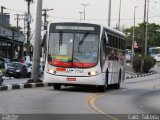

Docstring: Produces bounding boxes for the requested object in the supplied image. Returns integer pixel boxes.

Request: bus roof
[149,47,160,49]
[49,21,126,38]
[102,26,126,38]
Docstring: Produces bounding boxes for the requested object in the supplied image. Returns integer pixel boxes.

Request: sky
[0,0,160,32]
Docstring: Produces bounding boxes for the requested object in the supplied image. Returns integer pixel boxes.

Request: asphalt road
[0,67,160,120]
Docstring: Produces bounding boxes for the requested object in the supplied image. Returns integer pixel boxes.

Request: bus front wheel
[97,85,106,92]
[53,84,61,90]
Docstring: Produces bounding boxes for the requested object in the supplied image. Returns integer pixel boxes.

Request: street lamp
[132,6,138,63]
[81,3,89,20]
[78,11,84,20]
[108,0,111,26]
[118,0,121,30]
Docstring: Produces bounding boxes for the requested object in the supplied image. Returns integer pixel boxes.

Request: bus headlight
[88,71,98,76]
[48,69,54,74]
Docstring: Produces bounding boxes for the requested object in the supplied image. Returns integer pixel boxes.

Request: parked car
[0,58,5,68]
[0,58,12,69]
[126,53,132,63]
[154,54,160,62]
[25,62,44,78]
[6,62,28,78]
[2,57,11,63]
[0,70,3,85]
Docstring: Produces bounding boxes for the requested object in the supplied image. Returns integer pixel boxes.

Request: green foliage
[0,68,6,75]
[123,23,160,49]
[132,55,156,73]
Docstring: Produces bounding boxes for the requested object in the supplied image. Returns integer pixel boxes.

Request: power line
[130,0,144,6]
[134,0,160,16]
[48,15,160,22]
[130,0,160,17]
[5,8,25,13]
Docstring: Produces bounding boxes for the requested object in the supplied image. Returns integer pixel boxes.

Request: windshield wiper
[79,32,89,45]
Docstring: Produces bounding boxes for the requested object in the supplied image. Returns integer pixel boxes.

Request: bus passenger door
[100,32,109,85]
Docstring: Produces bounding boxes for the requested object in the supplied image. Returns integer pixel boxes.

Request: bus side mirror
[104,32,109,46]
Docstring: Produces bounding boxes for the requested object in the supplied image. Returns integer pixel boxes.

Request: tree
[123,23,160,50]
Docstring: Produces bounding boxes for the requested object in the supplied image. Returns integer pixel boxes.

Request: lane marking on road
[86,82,160,120]
[86,89,128,120]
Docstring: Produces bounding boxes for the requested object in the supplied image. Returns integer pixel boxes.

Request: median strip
[125,71,156,79]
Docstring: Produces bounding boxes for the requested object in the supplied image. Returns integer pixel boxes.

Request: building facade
[0,27,25,59]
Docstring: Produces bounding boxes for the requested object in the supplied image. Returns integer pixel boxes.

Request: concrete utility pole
[31,0,43,82]
[118,0,122,30]
[1,6,6,26]
[132,6,138,64]
[42,8,53,30]
[24,0,34,56]
[145,0,149,55]
[140,0,147,73]
[14,14,20,29]
[108,0,111,26]
[15,14,26,38]
[81,3,89,20]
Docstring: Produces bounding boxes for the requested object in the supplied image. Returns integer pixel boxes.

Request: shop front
[0,27,25,60]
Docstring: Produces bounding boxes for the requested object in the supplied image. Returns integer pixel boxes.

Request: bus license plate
[67,78,76,81]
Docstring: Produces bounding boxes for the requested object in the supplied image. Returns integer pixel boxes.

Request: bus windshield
[48,32,99,68]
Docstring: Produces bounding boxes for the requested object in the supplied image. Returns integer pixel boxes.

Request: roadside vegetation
[123,23,160,73]
[123,23,160,49]
[132,55,156,73]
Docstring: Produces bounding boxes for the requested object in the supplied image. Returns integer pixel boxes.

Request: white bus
[43,22,126,92]
[148,47,160,62]
[148,47,160,57]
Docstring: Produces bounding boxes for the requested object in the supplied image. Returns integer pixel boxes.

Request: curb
[0,83,54,91]
[2,76,14,80]
[125,71,156,79]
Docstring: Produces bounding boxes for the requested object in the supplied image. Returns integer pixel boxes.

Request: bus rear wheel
[114,71,121,89]
[53,84,61,90]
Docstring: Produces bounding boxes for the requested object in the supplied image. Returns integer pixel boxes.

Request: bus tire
[53,84,61,90]
[97,85,106,92]
[114,71,121,89]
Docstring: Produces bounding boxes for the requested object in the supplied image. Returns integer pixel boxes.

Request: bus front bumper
[43,73,104,86]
